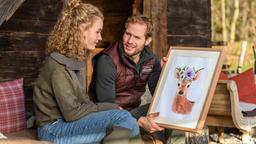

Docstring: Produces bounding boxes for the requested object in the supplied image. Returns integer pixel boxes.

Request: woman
[33,0,140,143]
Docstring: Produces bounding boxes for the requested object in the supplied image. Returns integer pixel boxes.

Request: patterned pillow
[0,78,26,133]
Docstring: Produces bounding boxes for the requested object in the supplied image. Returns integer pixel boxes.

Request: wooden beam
[133,0,143,15]
[0,0,25,26]
[143,0,168,58]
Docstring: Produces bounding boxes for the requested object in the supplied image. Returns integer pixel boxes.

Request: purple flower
[185,67,195,81]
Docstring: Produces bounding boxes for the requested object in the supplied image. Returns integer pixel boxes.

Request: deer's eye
[178,83,180,86]
[187,84,190,88]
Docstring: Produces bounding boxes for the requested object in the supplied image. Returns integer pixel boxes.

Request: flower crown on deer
[176,66,204,82]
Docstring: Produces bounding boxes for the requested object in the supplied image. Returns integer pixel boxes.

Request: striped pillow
[0,78,26,133]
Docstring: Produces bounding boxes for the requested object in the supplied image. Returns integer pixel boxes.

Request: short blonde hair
[47,0,103,61]
[124,15,153,38]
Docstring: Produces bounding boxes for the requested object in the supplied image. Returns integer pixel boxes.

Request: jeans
[37,110,139,144]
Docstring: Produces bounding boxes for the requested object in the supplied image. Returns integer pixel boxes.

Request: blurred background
[211,0,256,74]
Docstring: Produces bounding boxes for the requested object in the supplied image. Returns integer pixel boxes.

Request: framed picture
[148,46,225,132]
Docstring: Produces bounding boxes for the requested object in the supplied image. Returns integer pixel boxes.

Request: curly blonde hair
[47,0,103,61]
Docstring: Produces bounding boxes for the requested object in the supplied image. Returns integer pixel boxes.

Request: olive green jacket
[33,52,118,126]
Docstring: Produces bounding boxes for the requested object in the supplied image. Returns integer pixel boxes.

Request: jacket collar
[50,52,85,70]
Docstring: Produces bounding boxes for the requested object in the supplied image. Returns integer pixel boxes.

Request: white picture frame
[148,46,225,132]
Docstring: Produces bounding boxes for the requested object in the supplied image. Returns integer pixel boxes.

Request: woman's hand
[137,112,164,133]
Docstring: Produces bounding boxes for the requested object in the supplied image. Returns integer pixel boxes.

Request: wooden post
[132,0,143,15]
[0,0,25,26]
[143,0,168,58]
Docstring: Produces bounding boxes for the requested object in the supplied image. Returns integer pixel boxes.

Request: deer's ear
[175,68,180,79]
[193,68,204,80]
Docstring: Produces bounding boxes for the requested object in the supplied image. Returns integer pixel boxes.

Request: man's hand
[137,112,164,133]
[160,47,171,68]
[160,57,168,68]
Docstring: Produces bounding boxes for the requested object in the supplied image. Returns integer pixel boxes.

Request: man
[90,15,165,142]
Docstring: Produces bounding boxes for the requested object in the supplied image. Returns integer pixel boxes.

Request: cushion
[0,78,26,133]
[219,71,229,80]
[230,68,256,104]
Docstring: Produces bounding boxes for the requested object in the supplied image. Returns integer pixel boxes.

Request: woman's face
[79,16,103,51]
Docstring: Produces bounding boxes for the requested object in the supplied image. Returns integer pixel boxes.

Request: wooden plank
[0,0,61,32]
[0,18,57,33]
[143,0,168,58]
[5,0,25,21]
[0,0,25,26]
[168,35,210,47]
[101,15,130,45]
[133,0,143,14]
[208,108,231,116]
[211,94,230,104]
[167,0,211,47]
[87,0,134,14]
[6,0,61,21]
[0,32,48,50]
[167,0,210,20]
[208,81,232,116]
[206,116,235,128]
[167,20,210,35]
[0,51,45,86]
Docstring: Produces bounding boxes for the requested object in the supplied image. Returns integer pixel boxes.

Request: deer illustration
[172,66,204,114]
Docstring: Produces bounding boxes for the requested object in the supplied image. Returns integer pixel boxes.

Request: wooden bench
[2,129,51,144]
[6,48,255,144]
[206,80,256,143]
[1,48,104,143]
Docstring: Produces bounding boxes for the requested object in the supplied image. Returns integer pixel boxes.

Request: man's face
[122,22,152,62]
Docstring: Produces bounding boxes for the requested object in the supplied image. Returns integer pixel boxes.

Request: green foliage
[211,0,256,42]
[212,0,256,73]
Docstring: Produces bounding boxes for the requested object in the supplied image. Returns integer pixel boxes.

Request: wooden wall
[143,0,168,58]
[0,0,60,85]
[0,0,61,115]
[167,0,211,47]
[0,0,211,113]
[87,0,134,47]
[139,0,211,58]
[0,0,133,85]
[0,0,134,114]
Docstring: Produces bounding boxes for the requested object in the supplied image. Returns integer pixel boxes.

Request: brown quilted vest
[103,42,157,110]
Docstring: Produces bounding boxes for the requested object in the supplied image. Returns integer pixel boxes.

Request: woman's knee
[110,110,140,136]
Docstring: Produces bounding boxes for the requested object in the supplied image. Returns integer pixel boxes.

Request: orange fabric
[230,68,256,104]
[219,71,229,80]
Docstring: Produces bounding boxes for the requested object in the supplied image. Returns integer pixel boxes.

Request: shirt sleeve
[94,54,117,103]
[148,58,161,95]
[51,69,117,121]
